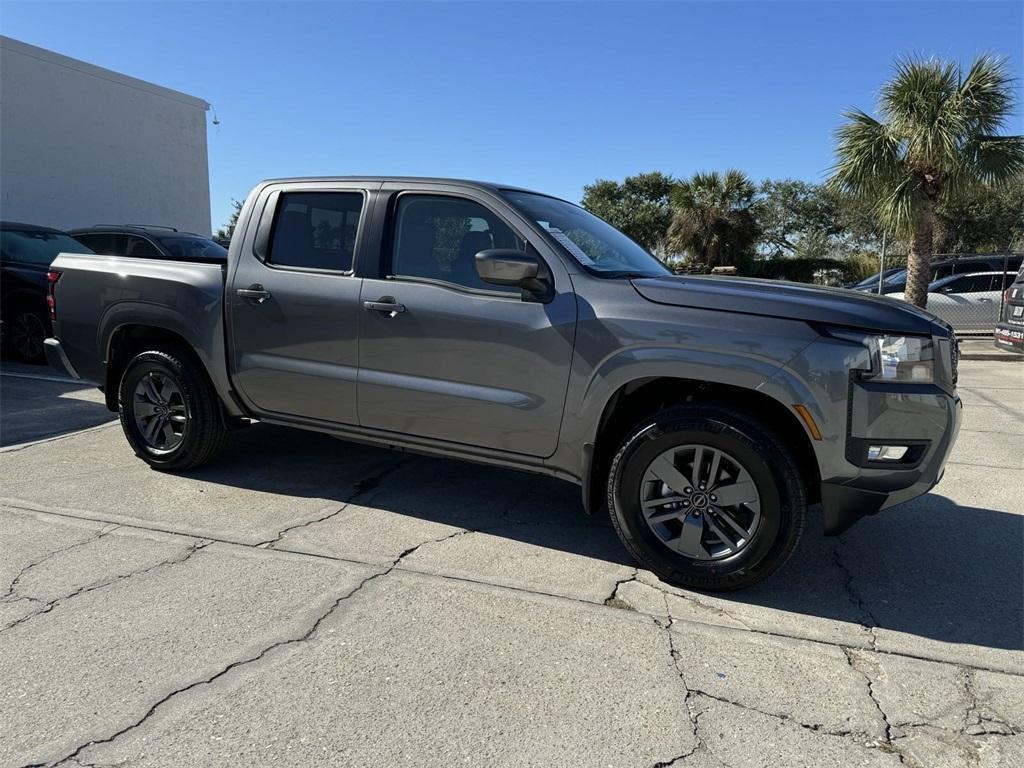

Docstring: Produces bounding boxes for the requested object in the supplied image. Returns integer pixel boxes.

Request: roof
[67,225,204,238]
[0,35,209,110]
[257,176,553,197]
[0,221,68,234]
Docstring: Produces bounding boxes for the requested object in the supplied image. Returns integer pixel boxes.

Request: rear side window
[72,233,116,254]
[124,236,161,258]
[390,195,525,292]
[268,192,363,271]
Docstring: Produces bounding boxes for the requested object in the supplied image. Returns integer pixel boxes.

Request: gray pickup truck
[45,177,962,590]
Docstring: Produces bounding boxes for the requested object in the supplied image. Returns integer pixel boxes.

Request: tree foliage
[667,170,760,269]
[829,55,1024,306]
[215,199,244,240]
[581,172,676,255]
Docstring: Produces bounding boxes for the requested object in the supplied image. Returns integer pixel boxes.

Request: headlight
[825,328,935,383]
[868,335,935,382]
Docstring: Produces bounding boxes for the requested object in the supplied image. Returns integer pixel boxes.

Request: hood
[631,275,942,336]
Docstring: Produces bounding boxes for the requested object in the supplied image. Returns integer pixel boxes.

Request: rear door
[227,181,377,425]
[356,184,577,457]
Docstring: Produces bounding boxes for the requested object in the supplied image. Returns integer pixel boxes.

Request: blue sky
[3,1,1022,232]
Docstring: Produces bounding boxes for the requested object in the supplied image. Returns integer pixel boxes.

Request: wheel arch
[582,376,821,514]
[103,323,232,418]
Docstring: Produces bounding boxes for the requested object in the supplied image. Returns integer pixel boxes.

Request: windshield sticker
[547,228,597,266]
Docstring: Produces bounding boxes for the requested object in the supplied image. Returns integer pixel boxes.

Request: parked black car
[852,254,1024,295]
[68,225,227,263]
[1,222,94,362]
[994,263,1024,353]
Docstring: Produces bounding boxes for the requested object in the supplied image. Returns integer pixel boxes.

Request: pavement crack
[1,525,117,603]
[831,540,879,649]
[255,457,415,548]
[25,525,471,768]
[1,539,210,635]
[843,647,920,766]
[603,568,639,610]
[26,564,388,768]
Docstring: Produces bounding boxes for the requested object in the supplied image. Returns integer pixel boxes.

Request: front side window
[503,191,669,278]
[942,275,994,294]
[391,195,525,292]
[268,192,363,271]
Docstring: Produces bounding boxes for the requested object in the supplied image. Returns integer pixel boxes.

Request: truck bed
[48,252,231,399]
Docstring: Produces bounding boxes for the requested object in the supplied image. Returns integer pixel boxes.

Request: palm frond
[955,55,1016,135]
[876,174,926,236]
[830,109,904,196]
[961,135,1024,184]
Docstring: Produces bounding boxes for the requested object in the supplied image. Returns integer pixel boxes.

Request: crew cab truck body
[45,177,962,590]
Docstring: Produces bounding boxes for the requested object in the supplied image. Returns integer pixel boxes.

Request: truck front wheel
[606,405,805,591]
[118,347,227,471]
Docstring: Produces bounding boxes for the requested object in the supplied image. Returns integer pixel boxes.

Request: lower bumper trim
[820,482,888,536]
[43,337,80,379]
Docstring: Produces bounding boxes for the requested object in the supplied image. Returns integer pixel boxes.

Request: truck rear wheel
[606,405,805,591]
[118,347,227,471]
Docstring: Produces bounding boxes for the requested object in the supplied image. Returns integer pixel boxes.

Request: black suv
[68,225,227,263]
[853,254,1024,295]
[1,222,94,362]
[995,263,1024,353]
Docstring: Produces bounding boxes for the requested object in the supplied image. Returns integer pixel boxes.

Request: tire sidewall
[609,413,800,589]
[119,352,195,466]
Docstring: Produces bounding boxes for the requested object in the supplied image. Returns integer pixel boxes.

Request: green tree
[936,176,1024,253]
[756,179,845,259]
[581,172,676,256]
[830,55,1024,307]
[667,170,760,269]
[215,199,244,240]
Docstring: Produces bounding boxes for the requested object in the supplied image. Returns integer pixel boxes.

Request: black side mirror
[475,249,547,294]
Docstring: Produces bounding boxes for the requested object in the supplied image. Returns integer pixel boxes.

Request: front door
[357,190,577,457]
[228,185,370,424]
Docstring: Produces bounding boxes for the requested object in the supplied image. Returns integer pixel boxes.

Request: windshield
[883,269,907,286]
[502,191,669,277]
[157,235,228,262]
[0,229,94,264]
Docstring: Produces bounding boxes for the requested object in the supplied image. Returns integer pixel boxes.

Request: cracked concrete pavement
[0,358,1021,767]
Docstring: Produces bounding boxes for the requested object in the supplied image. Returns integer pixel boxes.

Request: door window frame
[383,190,548,298]
[254,188,370,277]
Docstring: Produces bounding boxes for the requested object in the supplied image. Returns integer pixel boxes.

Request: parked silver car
[889,272,1018,332]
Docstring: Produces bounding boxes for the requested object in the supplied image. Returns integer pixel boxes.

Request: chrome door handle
[363,297,406,316]
[237,285,271,303]
[978,297,992,302]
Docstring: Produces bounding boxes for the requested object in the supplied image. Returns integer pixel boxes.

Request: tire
[118,346,228,471]
[606,404,805,591]
[6,307,48,363]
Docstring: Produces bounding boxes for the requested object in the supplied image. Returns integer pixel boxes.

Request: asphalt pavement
[0,355,1021,768]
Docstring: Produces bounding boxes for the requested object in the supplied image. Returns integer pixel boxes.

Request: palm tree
[667,170,759,269]
[831,55,1024,307]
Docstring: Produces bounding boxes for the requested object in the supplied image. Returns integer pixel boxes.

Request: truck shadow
[0,367,112,447]
[188,424,1022,653]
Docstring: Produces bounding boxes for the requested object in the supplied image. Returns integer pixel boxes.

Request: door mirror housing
[475,249,550,298]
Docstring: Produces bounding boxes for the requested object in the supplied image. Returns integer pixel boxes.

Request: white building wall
[0,36,211,234]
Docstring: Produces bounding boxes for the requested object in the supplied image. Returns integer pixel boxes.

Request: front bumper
[44,337,81,379]
[821,382,962,534]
